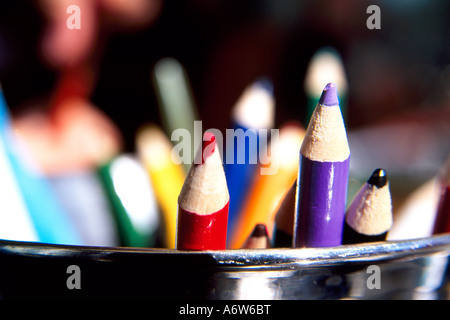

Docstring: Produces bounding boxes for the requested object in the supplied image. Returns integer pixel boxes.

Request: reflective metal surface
[0,234,449,299]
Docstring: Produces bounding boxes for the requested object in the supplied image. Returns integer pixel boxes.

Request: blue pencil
[0,88,82,245]
[0,122,37,242]
[224,78,275,245]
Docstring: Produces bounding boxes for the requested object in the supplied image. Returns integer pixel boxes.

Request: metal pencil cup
[0,234,449,299]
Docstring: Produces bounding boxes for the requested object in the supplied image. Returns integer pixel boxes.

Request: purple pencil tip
[318,83,339,106]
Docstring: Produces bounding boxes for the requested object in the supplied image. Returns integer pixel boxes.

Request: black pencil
[343,168,393,244]
[242,224,271,249]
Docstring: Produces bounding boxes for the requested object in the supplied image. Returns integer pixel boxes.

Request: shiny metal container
[1,234,449,299]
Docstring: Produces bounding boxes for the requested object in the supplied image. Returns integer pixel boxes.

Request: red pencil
[176,132,230,250]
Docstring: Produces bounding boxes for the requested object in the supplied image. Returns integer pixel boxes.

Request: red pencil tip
[201,131,216,164]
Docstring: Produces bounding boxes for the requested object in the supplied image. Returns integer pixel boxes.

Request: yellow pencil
[136,124,186,248]
[230,122,305,249]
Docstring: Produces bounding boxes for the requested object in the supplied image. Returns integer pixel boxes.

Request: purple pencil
[293,83,350,247]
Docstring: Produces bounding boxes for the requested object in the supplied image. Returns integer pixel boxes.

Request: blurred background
[0,0,449,246]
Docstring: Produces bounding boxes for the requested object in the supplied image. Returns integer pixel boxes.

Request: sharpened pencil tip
[368,168,388,188]
[251,224,269,238]
[318,82,339,106]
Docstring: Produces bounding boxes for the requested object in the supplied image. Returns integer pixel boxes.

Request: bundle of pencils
[171,82,398,250]
[1,58,445,253]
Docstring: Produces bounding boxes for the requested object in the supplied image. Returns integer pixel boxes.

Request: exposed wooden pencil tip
[368,168,388,188]
[318,82,339,106]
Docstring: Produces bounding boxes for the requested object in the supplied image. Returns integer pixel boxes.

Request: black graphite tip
[251,224,269,238]
[367,168,388,188]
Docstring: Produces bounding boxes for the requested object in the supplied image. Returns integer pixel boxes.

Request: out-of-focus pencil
[433,157,450,235]
[153,57,200,172]
[50,66,120,246]
[242,224,271,249]
[343,169,393,244]
[0,86,82,245]
[304,47,348,125]
[387,177,439,240]
[98,154,160,247]
[225,78,275,243]
[177,132,229,250]
[229,122,305,249]
[0,86,37,242]
[272,182,296,248]
[137,124,186,248]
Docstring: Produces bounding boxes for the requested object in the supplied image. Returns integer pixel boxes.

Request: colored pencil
[388,159,450,240]
[229,122,305,249]
[432,157,450,235]
[225,78,275,244]
[48,67,121,246]
[343,169,393,244]
[0,87,82,245]
[304,47,348,125]
[272,182,296,248]
[98,154,160,247]
[153,58,200,172]
[137,124,186,248]
[49,170,119,246]
[387,177,439,240]
[23,66,121,246]
[176,132,229,250]
[293,82,350,248]
[242,224,271,249]
[0,109,38,242]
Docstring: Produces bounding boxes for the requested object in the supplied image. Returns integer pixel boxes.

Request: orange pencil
[230,122,305,249]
